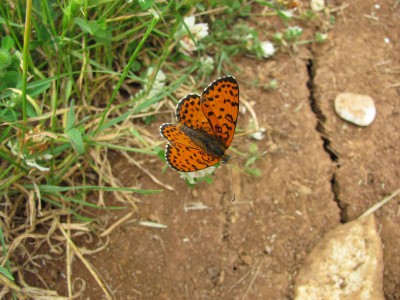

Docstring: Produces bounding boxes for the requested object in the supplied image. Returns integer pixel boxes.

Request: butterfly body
[160,76,239,172]
[177,123,227,159]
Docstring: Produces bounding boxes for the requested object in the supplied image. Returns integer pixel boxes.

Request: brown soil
[26,0,400,299]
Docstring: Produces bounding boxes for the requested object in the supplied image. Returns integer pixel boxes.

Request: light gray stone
[334,93,376,126]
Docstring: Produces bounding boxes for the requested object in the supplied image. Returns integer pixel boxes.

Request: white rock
[294,215,384,300]
[334,93,376,126]
[310,0,325,12]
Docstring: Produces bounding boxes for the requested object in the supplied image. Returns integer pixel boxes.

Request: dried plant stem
[119,151,174,191]
[241,258,264,300]
[359,187,400,218]
[66,214,72,299]
[57,221,112,300]
[100,211,134,237]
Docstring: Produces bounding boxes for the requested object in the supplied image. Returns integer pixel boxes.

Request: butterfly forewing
[201,76,239,148]
[175,94,214,135]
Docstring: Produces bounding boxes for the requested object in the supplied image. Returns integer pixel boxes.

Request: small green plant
[0,36,22,93]
[268,78,279,90]
[243,143,264,177]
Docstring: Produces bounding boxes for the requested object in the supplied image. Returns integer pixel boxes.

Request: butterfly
[160,76,239,172]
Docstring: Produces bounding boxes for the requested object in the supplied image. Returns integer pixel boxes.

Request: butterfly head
[221,153,231,164]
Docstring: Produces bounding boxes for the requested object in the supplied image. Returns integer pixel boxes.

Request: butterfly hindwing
[160,123,199,149]
[160,123,220,171]
[165,143,220,172]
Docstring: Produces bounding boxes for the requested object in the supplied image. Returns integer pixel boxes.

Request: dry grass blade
[241,258,264,300]
[57,221,112,300]
[183,202,210,212]
[4,233,47,263]
[228,268,252,293]
[66,214,72,299]
[119,151,174,191]
[88,148,138,206]
[138,221,167,229]
[0,273,70,299]
[100,211,134,237]
[240,97,260,132]
[359,187,400,219]
[0,273,21,294]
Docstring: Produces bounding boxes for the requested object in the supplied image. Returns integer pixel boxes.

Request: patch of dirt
[26,0,400,299]
[312,1,400,298]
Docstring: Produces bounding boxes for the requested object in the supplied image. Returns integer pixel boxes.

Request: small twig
[66,214,72,299]
[241,258,264,300]
[138,221,167,229]
[241,97,260,131]
[120,151,174,191]
[183,202,210,212]
[329,3,350,13]
[363,14,379,21]
[359,187,400,219]
[388,82,400,88]
[193,6,229,17]
[228,269,252,293]
[100,211,134,237]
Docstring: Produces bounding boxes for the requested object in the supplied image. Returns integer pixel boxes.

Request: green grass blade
[95,1,174,134]
[26,184,162,194]
[88,141,157,155]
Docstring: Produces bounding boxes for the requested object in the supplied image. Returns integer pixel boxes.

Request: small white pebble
[384,37,390,43]
[310,0,325,12]
[265,246,273,254]
[374,3,380,9]
[334,93,376,126]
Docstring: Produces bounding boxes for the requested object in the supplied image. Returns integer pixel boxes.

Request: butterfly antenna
[228,163,236,203]
[228,150,267,203]
[257,150,268,159]
[233,149,268,162]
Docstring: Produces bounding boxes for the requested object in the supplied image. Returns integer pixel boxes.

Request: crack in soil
[306,59,348,223]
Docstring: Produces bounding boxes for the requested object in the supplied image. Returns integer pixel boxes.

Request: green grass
[0,0,330,297]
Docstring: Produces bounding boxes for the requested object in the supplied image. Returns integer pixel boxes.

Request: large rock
[294,214,384,300]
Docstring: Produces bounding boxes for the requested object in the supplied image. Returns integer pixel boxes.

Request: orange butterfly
[160,76,239,172]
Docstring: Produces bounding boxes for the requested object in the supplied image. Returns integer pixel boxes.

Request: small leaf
[65,99,75,132]
[75,18,112,44]
[1,36,15,50]
[154,146,165,161]
[65,128,85,155]
[0,48,12,70]
[0,266,14,281]
[74,18,92,34]
[130,61,141,72]
[244,167,261,177]
[245,156,258,167]
[249,143,258,153]
[138,0,155,10]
